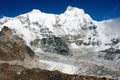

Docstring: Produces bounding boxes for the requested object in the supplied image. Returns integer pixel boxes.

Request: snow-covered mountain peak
[0,6,100,46]
[30,9,42,13]
[0,6,119,51]
[65,6,84,14]
[64,6,92,21]
[0,6,120,78]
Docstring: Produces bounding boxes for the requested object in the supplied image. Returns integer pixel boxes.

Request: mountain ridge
[0,6,120,78]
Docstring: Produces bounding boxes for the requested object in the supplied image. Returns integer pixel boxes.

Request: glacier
[0,6,120,78]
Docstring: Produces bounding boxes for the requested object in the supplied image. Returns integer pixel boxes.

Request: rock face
[0,63,114,80]
[41,36,69,55]
[0,26,34,61]
[98,48,120,60]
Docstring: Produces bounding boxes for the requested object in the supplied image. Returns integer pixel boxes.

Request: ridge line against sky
[0,0,120,21]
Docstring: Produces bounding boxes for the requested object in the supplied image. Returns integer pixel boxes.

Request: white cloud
[105,18,120,32]
[99,18,120,39]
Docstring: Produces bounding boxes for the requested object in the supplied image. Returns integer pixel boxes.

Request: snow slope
[39,60,77,74]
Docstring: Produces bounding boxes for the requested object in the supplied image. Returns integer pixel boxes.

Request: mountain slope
[0,26,35,61]
[0,6,120,78]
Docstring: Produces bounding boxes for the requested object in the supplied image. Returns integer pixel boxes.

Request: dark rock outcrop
[0,26,34,61]
[99,48,120,60]
[40,36,70,55]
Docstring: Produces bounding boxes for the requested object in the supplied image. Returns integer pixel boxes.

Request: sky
[0,0,120,21]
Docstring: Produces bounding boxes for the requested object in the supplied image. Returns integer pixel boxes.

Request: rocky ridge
[0,26,34,61]
[0,63,114,80]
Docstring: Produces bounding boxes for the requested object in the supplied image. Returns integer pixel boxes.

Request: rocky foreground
[0,63,114,80]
